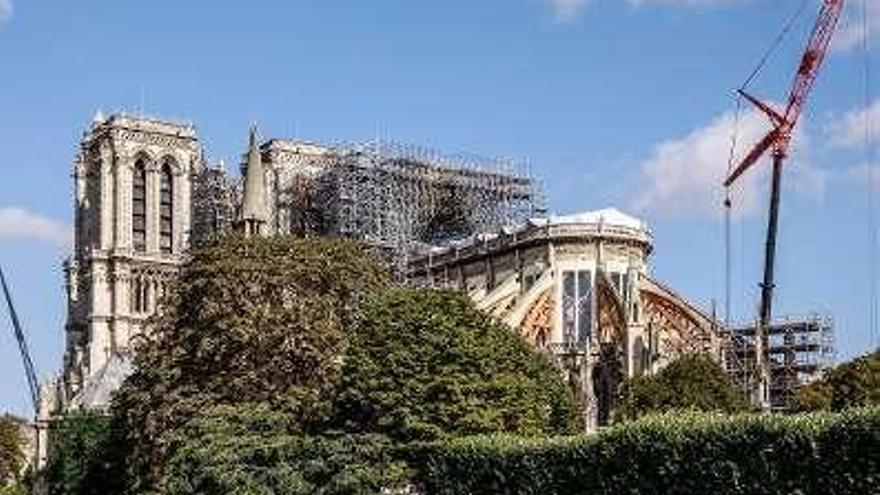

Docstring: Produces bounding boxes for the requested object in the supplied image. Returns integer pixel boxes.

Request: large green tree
[162,404,409,495]
[793,348,880,412]
[112,235,390,493]
[331,289,578,441]
[111,235,577,494]
[44,412,119,495]
[0,415,24,487]
[617,354,749,421]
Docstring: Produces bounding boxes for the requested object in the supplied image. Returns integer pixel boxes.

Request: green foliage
[45,412,121,495]
[332,289,578,442]
[794,348,880,412]
[157,288,577,494]
[111,236,578,493]
[0,485,27,495]
[422,407,880,495]
[163,404,409,495]
[0,416,24,485]
[617,353,749,421]
[112,235,389,493]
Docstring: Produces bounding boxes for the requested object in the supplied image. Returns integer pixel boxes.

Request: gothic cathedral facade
[63,115,199,401]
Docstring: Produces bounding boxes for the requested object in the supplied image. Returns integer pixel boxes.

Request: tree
[793,348,880,412]
[112,236,577,493]
[162,404,409,495]
[112,235,390,493]
[332,289,578,442]
[617,354,749,421]
[0,416,24,487]
[44,412,120,495]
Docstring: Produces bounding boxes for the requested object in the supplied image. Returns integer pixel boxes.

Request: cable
[725,0,811,327]
[724,96,744,327]
[740,0,813,91]
[863,0,878,349]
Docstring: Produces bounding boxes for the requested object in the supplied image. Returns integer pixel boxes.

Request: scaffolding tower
[188,138,543,278]
[724,314,835,410]
[316,141,541,271]
[191,161,238,245]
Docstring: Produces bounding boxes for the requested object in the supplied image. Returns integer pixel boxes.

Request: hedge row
[421,408,880,495]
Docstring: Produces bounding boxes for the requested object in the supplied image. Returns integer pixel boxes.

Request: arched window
[132,160,147,252]
[160,162,174,254]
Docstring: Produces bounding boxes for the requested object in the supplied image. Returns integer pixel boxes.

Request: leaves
[111,235,389,493]
[44,412,121,495]
[793,348,880,412]
[97,237,578,494]
[162,405,410,495]
[423,408,880,495]
[331,289,578,442]
[0,416,24,486]
[616,354,750,421]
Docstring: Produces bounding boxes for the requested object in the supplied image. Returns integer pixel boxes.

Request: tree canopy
[163,404,409,495]
[44,412,118,495]
[112,235,390,492]
[331,289,578,441]
[109,235,575,493]
[793,348,880,412]
[616,354,749,421]
[0,415,24,487]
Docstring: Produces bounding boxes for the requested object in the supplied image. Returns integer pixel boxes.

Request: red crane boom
[726,0,845,186]
[722,0,844,407]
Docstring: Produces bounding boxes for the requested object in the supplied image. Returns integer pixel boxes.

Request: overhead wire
[724,96,743,327]
[724,0,811,328]
[862,0,878,349]
[739,0,813,92]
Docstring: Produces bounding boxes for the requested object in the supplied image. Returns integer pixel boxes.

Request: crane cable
[740,0,813,92]
[723,0,814,328]
[724,97,743,327]
[862,0,877,349]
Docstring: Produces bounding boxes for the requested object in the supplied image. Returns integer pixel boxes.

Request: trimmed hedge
[422,408,880,495]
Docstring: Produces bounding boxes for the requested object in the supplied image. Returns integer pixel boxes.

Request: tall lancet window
[132,160,147,252]
[160,162,174,254]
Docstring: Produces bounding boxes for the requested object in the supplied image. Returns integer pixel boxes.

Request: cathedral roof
[531,208,647,232]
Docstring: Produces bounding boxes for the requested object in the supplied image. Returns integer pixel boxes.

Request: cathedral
[39,112,725,449]
[54,112,545,411]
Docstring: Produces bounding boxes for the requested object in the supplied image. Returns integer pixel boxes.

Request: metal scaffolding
[188,139,542,277]
[315,141,542,272]
[191,161,238,245]
[724,314,835,410]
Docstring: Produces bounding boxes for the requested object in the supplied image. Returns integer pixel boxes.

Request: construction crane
[724,0,845,404]
[0,266,40,414]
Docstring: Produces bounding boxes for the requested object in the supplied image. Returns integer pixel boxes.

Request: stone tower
[62,114,200,403]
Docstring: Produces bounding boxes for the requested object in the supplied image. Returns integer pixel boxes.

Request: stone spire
[240,124,267,236]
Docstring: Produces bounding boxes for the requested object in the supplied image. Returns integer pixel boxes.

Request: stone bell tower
[62,113,200,403]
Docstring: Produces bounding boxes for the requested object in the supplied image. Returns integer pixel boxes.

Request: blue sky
[1,0,878,415]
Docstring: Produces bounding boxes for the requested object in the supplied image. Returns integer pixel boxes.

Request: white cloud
[545,0,750,22]
[844,162,880,190]
[630,108,821,219]
[0,208,70,247]
[827,99,880,149]
[546,0,592,23]
[833,0,880,52]
[0,0,11,26]
[628,0,749,7]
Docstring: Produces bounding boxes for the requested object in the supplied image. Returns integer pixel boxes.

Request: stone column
[88,262,111,376]
[99,149,114,251]
[147,166,160,254]
[176,159,192,253]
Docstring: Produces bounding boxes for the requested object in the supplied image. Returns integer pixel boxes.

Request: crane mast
[724,0,844,406]
[0,266,40,414]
